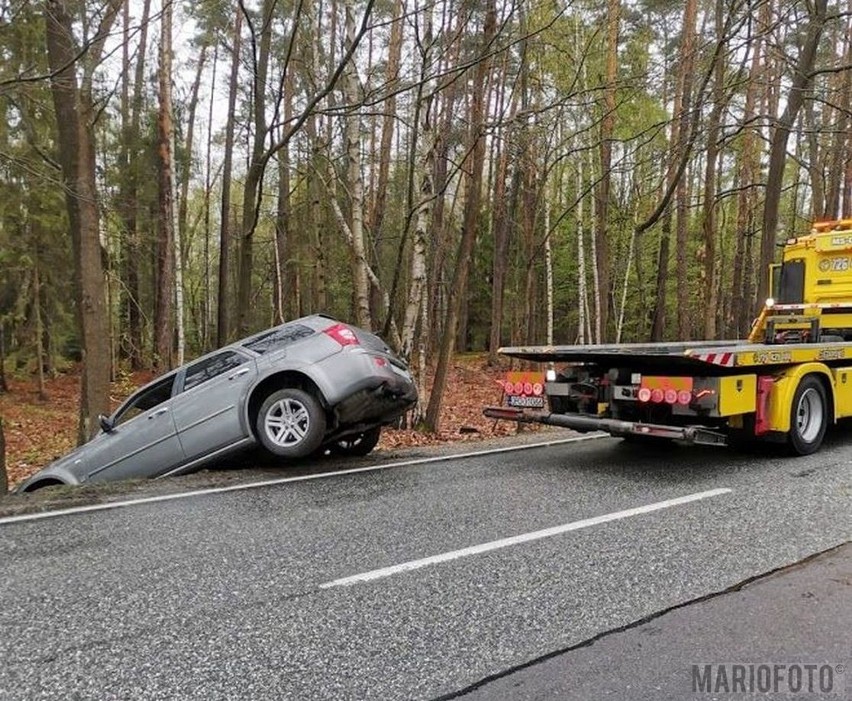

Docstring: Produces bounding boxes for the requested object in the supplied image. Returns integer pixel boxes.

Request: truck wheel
[257,388,326,458]
[788,376,828,456]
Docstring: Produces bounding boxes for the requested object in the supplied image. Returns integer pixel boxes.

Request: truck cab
[756,220,852,343]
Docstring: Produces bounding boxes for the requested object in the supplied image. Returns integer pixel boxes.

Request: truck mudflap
[483,407,728,446]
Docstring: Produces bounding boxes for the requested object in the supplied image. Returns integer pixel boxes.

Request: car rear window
[242,324,314,354]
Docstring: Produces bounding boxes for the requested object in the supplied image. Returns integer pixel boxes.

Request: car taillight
[324,323,360,347]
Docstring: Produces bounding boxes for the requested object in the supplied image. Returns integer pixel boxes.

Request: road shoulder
[453,543,852,700]
[0,427,590,519]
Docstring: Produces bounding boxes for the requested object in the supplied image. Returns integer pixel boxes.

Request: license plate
[507,395,545,409]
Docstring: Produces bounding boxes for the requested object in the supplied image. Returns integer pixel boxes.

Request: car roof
[118,315,341,408]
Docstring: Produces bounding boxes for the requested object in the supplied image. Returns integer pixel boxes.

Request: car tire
[787,375,828,456]
[257,388,326,458]
[330,426,381,457]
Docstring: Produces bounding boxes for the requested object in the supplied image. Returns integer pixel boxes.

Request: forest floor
[0,354,532,489]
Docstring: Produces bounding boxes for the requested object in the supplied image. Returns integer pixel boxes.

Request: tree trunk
[488,145,510,362]
[595,0,620,343]
[701,0,727,340]
[0,418,6,494]
[342,0,372,329]
[544,198,554,345]
[367,0,403,239]
[424,0,496,433]
[273,77,294,325]
[427,2,465,349]
[577,162,590,344]
[203,46,219,349]
[217,8,242,346]
[824,18,850,219]
[649,215,670,341]
[45,0,116,442]
[154,0,176,371]
[236,0,276,336]
[675,0,698,340]
[401,24,435,362]
[730,5,765,337]
[119,0,150,370]
[758,0,828,307]
[0,323,8,393]
[33,241,47,401]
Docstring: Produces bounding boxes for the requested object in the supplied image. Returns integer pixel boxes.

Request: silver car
[16,315,417,492]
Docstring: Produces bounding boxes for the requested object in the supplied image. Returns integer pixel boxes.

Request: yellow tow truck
[485,219,852,455]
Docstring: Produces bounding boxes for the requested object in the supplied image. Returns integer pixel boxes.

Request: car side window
[242,324,314,354]
[114,376,176,426]
[182,351,248,392]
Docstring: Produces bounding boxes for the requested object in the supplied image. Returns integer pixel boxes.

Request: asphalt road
[1,431,850,700]
[460,543,852,700]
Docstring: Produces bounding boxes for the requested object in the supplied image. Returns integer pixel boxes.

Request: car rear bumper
[334,373,417,425]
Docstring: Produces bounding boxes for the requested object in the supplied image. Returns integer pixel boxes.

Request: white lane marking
[319,488,733,588]
[0,434,606,526]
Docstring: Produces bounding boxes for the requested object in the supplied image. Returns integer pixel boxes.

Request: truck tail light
[324,323,360,347]
[638,388,652,402]
[677,390,692,405]
[664,389,678,404]
[651,388,664,403]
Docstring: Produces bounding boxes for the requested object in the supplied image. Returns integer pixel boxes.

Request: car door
[170,349,257,461]
[87,375,184,482]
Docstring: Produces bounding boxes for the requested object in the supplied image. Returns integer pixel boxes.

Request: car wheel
[330,426,381,457]
[257,388,326,458]
[787,376,828,456]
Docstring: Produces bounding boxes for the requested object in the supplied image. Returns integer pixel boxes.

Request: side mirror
[98,414,115,433]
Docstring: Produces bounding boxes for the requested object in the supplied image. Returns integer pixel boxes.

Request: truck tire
[257,388,326,458]
[787,376,828,456]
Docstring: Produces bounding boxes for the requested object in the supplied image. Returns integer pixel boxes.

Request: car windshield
[242,324,314,354]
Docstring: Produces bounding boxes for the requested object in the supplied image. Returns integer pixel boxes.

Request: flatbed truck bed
[484,220,852,456]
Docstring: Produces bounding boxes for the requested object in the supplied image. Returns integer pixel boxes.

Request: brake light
[651,388,664,403]
[677,390,692,405]
[324,323,360,347]
[664,389,678,404]
[499,378,545,396]
[638,388,652,402]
